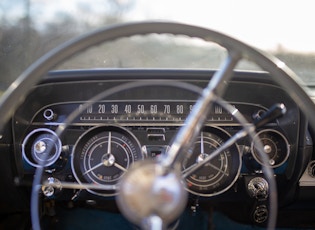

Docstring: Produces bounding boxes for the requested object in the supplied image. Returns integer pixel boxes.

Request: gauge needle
[182,132,205,175]
[206,162,229,176]
[182,131,241,178]
[83,132,127,175]
[114,162,128,172]
[182,159,228,177]
[83,157,127,175]
[200,132,204,154]
[83,162,104,175]
[83,161,127,175]
[107,131,111,154]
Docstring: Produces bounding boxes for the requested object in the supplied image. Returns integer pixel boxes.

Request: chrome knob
[43,109,55,121]
[41,177,62,197]
[253,205,268,223]
[247,177,269,200]
[34,140,47,154]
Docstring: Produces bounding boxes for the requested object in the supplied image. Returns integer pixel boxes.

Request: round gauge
[251,129,290,168]
[71,125,143,196]
[22,128,62,167]
[182,127,241,197]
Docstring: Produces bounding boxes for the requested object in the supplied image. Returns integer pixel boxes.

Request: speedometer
[71,125,143,196]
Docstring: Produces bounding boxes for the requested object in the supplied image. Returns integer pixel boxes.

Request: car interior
[1,1,315,230]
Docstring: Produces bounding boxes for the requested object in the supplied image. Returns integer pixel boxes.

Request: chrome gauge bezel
[182,126,242,197]
[71,125,143,197]
[22,128,62,168]
[251,129,290,168]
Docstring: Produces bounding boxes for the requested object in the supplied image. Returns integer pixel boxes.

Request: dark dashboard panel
[12,69,311,226]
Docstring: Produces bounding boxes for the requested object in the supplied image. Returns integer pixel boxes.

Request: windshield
[1,0,315,89]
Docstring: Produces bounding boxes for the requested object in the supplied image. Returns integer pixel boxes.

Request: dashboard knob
[43,109,56,121]
[247,177,269,200]
[42,177,62,197]
[253,205,268,224]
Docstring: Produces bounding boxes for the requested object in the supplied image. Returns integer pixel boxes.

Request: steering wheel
[1,22,314,230]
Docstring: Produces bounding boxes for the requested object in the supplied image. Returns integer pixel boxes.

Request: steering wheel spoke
[161,52,241,171]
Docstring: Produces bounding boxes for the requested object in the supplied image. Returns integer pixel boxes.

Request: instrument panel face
[79,101,232,123]
[33,101,266,125]
[13,70,300,199]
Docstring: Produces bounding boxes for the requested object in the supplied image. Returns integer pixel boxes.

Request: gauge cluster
[19,123,292,198]
[12,69,304,202]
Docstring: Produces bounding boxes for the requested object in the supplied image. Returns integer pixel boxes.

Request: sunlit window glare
[1,0,315,86]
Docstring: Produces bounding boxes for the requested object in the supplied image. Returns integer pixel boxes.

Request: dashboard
[5,69,315,228]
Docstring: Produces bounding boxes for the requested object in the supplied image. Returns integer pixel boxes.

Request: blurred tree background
[1,0,315,92]
[0,0,128,90]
